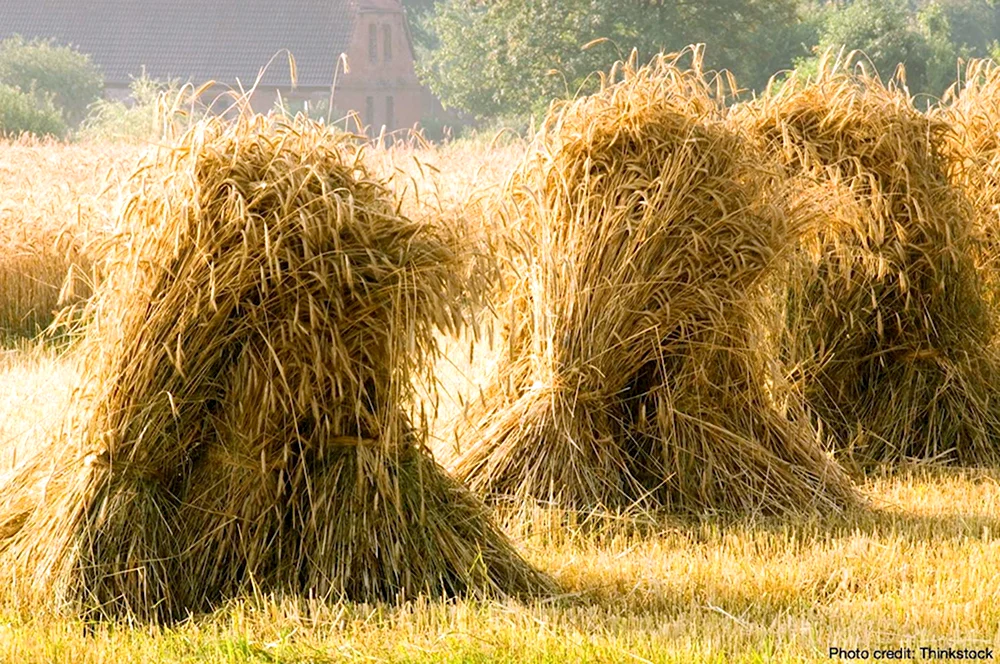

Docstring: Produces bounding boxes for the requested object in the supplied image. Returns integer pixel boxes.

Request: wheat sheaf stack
[453,50,857,514]
[939,59,1000,306]
[737,54,1000,465]
[0,114,550,621]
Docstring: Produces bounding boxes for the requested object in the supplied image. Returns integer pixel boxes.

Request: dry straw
[0,136,127,342]
[0,113,550,621]
[0,236,88,341]
[735,52,1000,465]
[453,49,857,514]
[938,59,1000,303]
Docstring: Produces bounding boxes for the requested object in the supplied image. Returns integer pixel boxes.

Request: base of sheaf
[456,378,859,516]
[0,440,553,622]
[801,346,1000,468]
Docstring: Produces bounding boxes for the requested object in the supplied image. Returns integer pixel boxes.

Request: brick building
[0,0,424,134]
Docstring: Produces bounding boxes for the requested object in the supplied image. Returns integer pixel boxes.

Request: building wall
[336,2,423,135]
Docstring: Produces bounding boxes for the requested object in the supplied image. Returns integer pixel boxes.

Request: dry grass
[0,136,139,341]
[0,461,998,662]
[453,50,856,514]
[735,53,1000,466]
[0,342,78,474]
[1,351,997,662]
[0,316,997,662]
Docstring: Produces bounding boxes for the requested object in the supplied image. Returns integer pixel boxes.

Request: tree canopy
[0,36,103,125]
[419,0,810,119]
[414,0,1000,122]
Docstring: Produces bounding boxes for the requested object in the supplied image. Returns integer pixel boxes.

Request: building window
[385,95,394,130]
[365,96,374,129]
[383,24,392,62]
[368,24,377,63]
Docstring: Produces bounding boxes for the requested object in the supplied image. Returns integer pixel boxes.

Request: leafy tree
[800,0,963,97]
[420,0,810,119]
[401,0,440,53]
[818,0,929,85]
[0,83,67,138]
[0,36,103,126]
[939,0,1000,57]
[753,1,828,86]
[918,2,965,99]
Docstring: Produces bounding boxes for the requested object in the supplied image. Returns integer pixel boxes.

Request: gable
[0,0,358,88]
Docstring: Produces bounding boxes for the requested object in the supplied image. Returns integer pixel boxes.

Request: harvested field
[0,137,139,340]
[0,75,997,660]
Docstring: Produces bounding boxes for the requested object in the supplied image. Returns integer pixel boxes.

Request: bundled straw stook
[0,115,550,620]
[736,54,1000,465]
[452,50,857,515]
[939,59,1000,303]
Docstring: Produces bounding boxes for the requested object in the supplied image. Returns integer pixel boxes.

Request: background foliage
[408,0,1000,123]
[0,36,102,127]
[1,2,1000,136]
[0,82,67,138]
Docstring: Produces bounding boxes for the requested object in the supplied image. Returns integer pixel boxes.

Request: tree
[401,0,439,53]
[939,0,1000,57]
[0,36,103,126]
[818,0,929,86]
[420,0,810,119]
[0,83,67,138]
[918,2,965,99]
[800,0,963,98]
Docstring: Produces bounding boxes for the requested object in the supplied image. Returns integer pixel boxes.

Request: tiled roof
[0,1,358,87]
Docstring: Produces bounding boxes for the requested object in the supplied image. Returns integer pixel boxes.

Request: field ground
[0,140,998,662]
